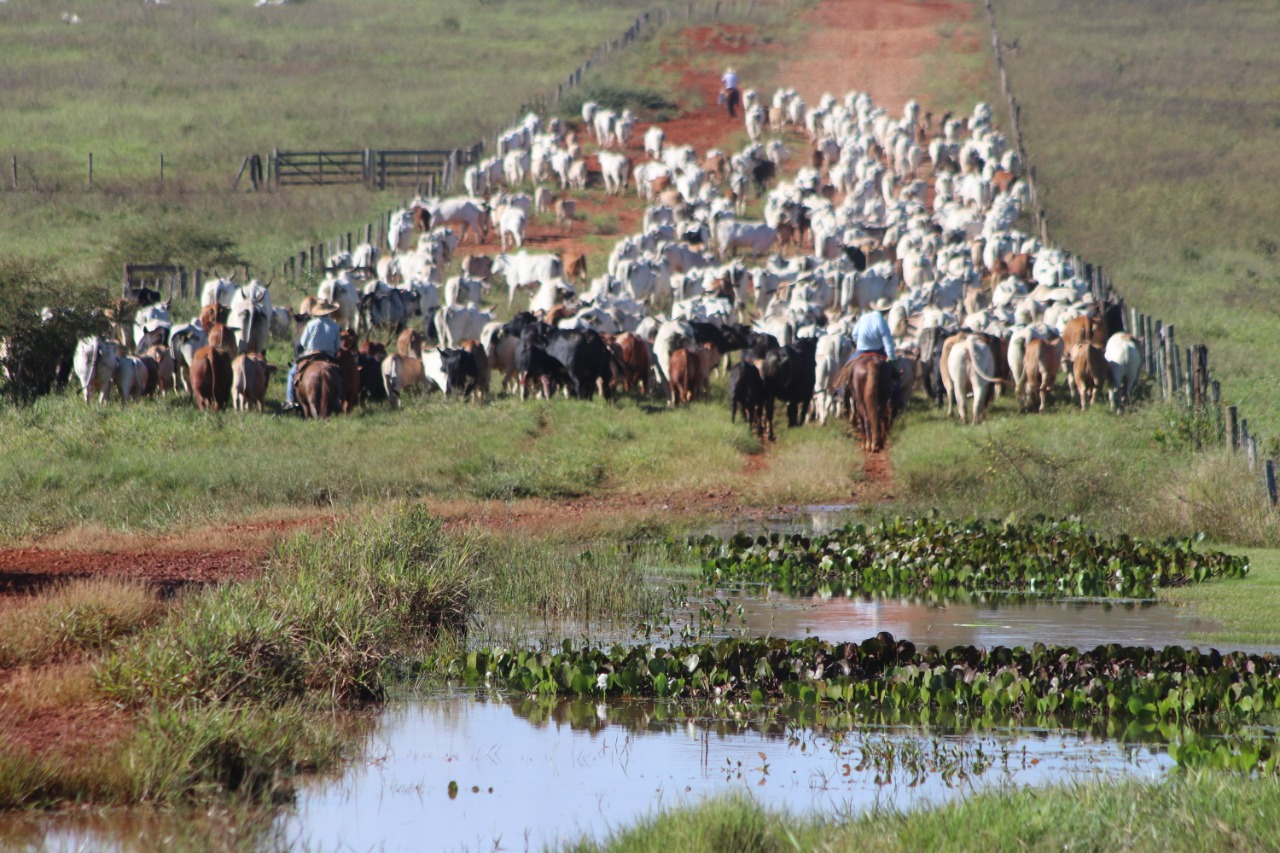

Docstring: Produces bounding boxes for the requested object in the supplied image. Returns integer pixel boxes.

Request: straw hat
[868,296,893,312]
[309,300,341,318]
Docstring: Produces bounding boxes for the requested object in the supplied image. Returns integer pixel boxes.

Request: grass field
[0,381,862,541]
[0,0,801,283]
[992,0,1280,434]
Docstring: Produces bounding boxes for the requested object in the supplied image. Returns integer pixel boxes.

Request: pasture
[6,0,1280,849]
[992,0,1280,432]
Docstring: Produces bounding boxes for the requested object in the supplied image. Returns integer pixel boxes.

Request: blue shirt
[852,310,896,361]
[299,317,341,357]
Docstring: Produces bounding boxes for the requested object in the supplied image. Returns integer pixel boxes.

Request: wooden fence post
[1228,406,1239,450]
[1266,460,1278,507]
[9,156,16,190]
[87,152,93,188]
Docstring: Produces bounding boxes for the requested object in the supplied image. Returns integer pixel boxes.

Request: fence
[983,0,1278,508]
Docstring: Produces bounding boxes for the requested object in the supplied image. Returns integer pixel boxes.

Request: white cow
[644,125,665,159]
[598,152,631,196]
[498,206,527,251]
[435,305,493,348]
[1105,332,1142,412]
[73,336,120,403]
[493,252,562,304]
[199,277,236,309]
[715,220,777,258]
[167,322,208,396]
[227,281,273,355]
[419,197,489,245]
[317,275,359,331]
[388,209,417,252]
[133,303,172,354]
[113,355,147,404]
[946,334,997,425]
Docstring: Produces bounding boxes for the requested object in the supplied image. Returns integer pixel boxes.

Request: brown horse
[848,353,894,453]
[295,358,344,419]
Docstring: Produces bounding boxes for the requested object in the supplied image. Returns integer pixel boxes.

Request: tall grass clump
[98,505,475,709]
[0,578,160,668]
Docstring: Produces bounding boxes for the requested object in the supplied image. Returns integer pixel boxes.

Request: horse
[295,358,344,419]
[848,352,894,453]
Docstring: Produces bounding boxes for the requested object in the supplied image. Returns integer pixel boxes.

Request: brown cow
[462,255,493,279]
[190,345,232,412]
[412,206,431,232]
[562,252,588,281]
[359,339,388,360]
[140,345,175,397]
[207,323,237,357]
[991,169,1018,196]
[1020,337,1063,413]
[1060,315,1095,354]
[231,352,274,412]
[668,344,715,406]
[605,331,651,396]
[704,152,728,182]
[1067,341,1108,411]
[459,339,490,400]
[199,303,229,332]
[337,333,360,414]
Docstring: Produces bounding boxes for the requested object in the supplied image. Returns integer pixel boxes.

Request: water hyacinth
[694,516,1249,598]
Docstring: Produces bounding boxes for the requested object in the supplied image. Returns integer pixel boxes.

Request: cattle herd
[66,83,1145,443]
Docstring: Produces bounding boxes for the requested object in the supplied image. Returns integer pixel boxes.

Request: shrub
[0,257,111,403]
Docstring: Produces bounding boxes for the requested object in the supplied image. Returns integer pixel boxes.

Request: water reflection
[270,692,1170,851]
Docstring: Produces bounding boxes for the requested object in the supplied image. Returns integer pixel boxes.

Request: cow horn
[228,270,238,282]
[264,274,276,288]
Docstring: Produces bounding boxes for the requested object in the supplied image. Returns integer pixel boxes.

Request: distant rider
[721,67,741,119]
[281,300,342,413]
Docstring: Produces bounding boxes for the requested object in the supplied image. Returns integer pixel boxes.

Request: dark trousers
[724,87,740,118]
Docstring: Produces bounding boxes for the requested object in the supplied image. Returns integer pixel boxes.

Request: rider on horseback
[851,297,901,401]
[281,300,342,413]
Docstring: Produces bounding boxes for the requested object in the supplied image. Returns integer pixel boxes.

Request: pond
[22,691,1174,853]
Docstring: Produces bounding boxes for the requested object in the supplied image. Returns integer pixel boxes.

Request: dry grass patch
[0,578,160,668]
[0,664,98,717]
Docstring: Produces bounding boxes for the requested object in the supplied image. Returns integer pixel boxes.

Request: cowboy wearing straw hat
[850,295,902,395]
[281,300,342,413]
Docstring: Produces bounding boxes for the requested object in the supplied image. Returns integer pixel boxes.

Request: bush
[0,257,111,403]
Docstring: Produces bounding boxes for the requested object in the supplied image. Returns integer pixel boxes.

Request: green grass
[570,773,1280,852]
[0,383,863,540]
[992,0,1280,433]
[1161,547,1280,648]
[0,0,807,283]
[885,387,1280,547]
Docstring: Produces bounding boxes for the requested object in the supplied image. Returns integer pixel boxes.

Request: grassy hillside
[992,0,1280,432]
[0,0,792,282]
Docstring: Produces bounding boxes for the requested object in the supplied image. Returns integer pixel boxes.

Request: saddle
[295,352,338,374]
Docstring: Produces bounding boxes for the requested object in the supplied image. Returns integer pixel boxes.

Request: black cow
[516,326,570,401]
[544,328,614,401]
[439,348,480,398]
[357,353,388,403]
[762,336,818,428]
[729,360,770,440]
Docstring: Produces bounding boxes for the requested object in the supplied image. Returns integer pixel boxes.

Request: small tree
[0,258,111,404]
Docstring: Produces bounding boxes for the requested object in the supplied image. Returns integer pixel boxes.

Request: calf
[1067,341,1108,411]
[516,327,570,401]
[232,352,274,412]
[459,340,490,400]
[1020,337,1063,413]
[729,360,768,438]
